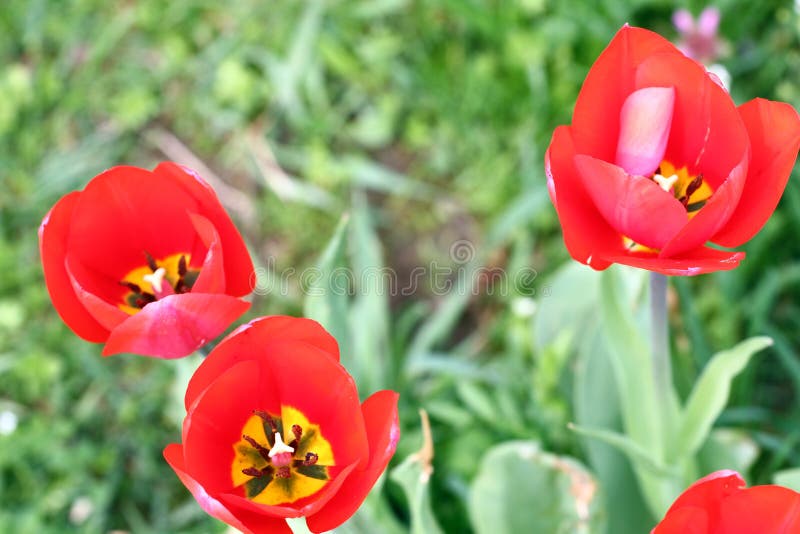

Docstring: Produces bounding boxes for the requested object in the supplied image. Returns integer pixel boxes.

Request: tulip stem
[287,518,314,534]
[650,272,673,417]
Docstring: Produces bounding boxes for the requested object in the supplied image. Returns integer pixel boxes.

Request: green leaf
[389,412,444,534]
[303,214,351,353]
[672,337,773,462]
[468,441,605,534]
[773,468,800,492]
[698,428,759,477]
[568,424,675,477]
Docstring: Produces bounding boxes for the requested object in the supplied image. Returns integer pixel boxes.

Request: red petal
[660,471,744,525]
[164,443,291,534]
[651,506,709,534]
[719,485,800,533]
[66,166,200,282]
[659,156,748,258]
[545,126,620,270]
[218,462,358,519]
[183,359,270,493]
[615,86,675,176]
[263,340,369,470]
[597,247,744,276]
[155,162,255,297]
[65,256,128,331]
[634,50,748,188]
[713,99,800,247]
[574,155,686,249]
[307,390,400,533]
[39,192,108,342]
[185,316,340,411]
[188,213,226,294]
[571,25,678,160]
[102,293,250,358]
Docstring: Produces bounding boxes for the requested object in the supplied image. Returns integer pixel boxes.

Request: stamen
[268,432,295,457]
[242,467,265,478]
[242,434,271,460]
[292,424,303,443]
[120,281,142,293]
[144,251,158,272]
[275,466,291,479]
[143,267,167,293]
[253,410,278,432]
[680,175,704,208]
[303,452,319,466]
[178,255,187,276]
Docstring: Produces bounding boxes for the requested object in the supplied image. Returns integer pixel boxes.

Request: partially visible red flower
[164,316,400,534]
[39,163,254,358]
[546,25,800,275]
[653,470,800,533]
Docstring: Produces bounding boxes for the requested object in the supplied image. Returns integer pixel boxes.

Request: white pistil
[654,173,679,193]
[143,267,167,293]
[269,432,295,457]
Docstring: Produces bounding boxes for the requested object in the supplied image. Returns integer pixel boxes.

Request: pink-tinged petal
[697,7,720,37]
[713,99,800,247]
[598,247,744,276]
[102,293,250,358]
[616,86,676,176]
[219,462,359,519]
[184,316,340,411]
[672,9,695,35]
[307,391,400,533]
[164,444,291,534]
[65,257,128,331]
[155,162,255,297]
[39,193,109,342]
[634,51,748,189]
[719,485,800,533]
[574,155,687,249]
[188,213,226,294]
[666,470,744,517]
[545,126,621,270]
[660,155,748,258]
[572,26,679,160]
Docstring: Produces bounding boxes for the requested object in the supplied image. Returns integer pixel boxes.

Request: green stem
[650,273,673,426]
[287,517,313,534]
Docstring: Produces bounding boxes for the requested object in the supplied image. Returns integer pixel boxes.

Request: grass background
[1,0,799,532]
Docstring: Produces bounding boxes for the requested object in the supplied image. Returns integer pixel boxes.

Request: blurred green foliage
[1,0,799,532]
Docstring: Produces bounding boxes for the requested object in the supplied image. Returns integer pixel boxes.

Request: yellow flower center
[231,406,334,505]
[118,252,197,314]
[622,160,714,253]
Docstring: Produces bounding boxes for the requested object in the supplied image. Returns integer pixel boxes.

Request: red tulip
[652,470,800,533]
[546,25,800,275]
[163,316,400,534]
[39,163,254,358]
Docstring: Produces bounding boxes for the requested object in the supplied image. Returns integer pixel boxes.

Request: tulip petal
[188,213,226,294]
[39,192,108,342]
[574,155,687,249]
[102,293,250,358]
[634,50,748,188]
[307,390,400,533]
[598,247,744,276]
[615,86,675,176]
[660,156,748,258]
[719,485,800,533]
[263,340,369,470]
[571,25,678,160]
[713,99,800,247]
[65,257,128,331]
[156,162,255,297]
[67,166,200,281]
[665,470,744,516]
[218,462,358,519]
[183,359,271,492]
[164,443,291,534]
[545,126,620,270]
[184,316,340,411]
[651,506,709,534]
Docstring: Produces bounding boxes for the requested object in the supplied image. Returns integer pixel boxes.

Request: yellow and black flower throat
[231,406,334,505]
